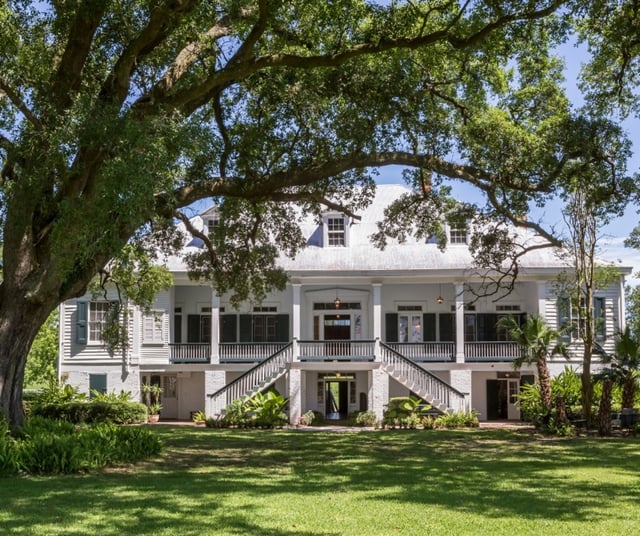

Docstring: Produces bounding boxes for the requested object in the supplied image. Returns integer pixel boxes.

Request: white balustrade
[298,340,376,361]
[386,342,455,362]
[464,342,522,361]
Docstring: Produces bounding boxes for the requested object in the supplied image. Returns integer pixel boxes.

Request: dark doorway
[325,380,349,420]
[486,379,509,420]
[324,315,351,357]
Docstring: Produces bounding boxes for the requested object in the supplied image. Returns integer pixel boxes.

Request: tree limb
[0,79,42,130]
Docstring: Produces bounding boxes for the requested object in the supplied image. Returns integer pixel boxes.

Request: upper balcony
[167,340,523,364]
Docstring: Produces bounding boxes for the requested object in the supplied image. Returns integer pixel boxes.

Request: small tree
[498,315,567,413]
[609,327,640,410]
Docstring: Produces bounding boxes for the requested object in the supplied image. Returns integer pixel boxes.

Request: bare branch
[174,210,219,268]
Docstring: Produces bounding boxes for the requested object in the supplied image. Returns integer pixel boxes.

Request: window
[143,311,165,344]
[207,218,220,236]
[449,225,467,244]
[327,217,346,246]
[77,301,117,344]
[89,374,107,397]
[187,314,211,343]
[399,314,422,342]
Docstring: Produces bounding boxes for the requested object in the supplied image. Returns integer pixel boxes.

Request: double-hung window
[143,311,165,344]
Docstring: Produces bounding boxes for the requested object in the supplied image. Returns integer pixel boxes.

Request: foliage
[148,403,163,417]
[2,1,636,428]
[0,416,162,476]
[30,383,146,424]
[382,397,430,428]
[24,311,58,389]
[353,411,377,427]
[299,410,315,426]
[191,410,207,424]
[219,391,289,428]
[433,411,480,428]
[498,315,567,411]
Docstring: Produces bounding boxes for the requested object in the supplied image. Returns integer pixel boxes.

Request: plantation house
[58,185,631,422]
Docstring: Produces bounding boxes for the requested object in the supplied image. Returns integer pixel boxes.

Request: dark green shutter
[275,314,289,342]
[557,297,571,342]
[477,314,497,342]
[423,313,436,342]
[239,314,252,342]
[173,314,182,343]
[76,301,88,344]
[187,315,200,342]
[385,313,398,342]
[220,314,237,343]
[439,313,455,342]
[594,297,606,341]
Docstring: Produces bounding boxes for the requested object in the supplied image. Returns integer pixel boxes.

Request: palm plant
[498,315,567,411]
[609,327,640,409]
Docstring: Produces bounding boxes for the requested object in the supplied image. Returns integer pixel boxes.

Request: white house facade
[58,185,632,423]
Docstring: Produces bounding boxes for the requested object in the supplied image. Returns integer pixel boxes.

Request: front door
[486,379,520,420]
[325,380,349,420]
[324,314,351,357]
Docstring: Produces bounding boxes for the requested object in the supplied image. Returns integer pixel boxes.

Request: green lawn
[1,426,639,535]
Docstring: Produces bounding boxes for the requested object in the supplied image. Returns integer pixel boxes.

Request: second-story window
[327,217,346,246]
[449,225,468,244]
[89,302,112,343]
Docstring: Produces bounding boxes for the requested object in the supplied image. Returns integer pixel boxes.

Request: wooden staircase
[208,343,294,415]
[379,342,467,414]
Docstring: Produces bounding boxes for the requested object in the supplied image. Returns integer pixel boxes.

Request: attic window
[207,218,220,235]
[449,225,467,244]
[327,217,346,246]
[322,213,350,247]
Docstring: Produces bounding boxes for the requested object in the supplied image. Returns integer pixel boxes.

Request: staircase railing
[379,342,467,413]
[208,342,294,416]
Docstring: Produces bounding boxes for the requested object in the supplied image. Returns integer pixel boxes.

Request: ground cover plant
[1,426,639,535]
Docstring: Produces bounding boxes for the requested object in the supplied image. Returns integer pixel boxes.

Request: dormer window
[449,224,468,245]
[323,214,349,247]
[207,217,220,236]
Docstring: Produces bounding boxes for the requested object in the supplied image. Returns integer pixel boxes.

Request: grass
[2,426,640,535]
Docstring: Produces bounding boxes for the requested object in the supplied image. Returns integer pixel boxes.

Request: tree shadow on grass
[2,427,639,535]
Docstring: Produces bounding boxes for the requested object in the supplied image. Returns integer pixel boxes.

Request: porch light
[334,288,341,309]
[437,295,444,305]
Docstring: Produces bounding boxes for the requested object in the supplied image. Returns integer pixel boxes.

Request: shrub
[382,397,430,428]
[354,411,377,427]
[32,400,147,424]
[300,410,315,426]
[1,417,162,475]
[433,410,480,428]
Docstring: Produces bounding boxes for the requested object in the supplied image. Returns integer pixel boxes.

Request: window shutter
[423,313,436,342]
[557,297,571,343]
[174,314,182,344]
[220,314,237,343]
[385,313,398,342]
[187,315,201,343]
[275,314,289,342]
[76,301,88,344]
[594,297,606,341]
[477,314,497,342]
[439,313,455,342]
[239,315,252,342]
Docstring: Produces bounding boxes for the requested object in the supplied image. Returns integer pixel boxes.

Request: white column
[292,283,301,340]
[450,369,472,412]
[288,367,302,425]
[205,370,226,417]
[537,281,547,318]
[372,283,382,340]
[370,367,389,421]
[619,276,626,332]
[210,291,220,364]
[455,282,465,363]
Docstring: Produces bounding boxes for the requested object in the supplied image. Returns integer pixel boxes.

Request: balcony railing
[220,342,289,363]
[299,340,376,361]
[464,342,523,362]
[169,343,210,363]
[386,342,455,362]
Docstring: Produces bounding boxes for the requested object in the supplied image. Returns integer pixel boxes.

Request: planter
[620,408,638,428]
[148,414,160,424]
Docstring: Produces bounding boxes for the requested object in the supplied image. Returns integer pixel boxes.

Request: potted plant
[191,410,207,425]
[148,403,162,423]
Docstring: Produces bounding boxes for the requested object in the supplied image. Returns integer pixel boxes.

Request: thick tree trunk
[598,378,612,437]
[0,293,58,427]
[622,375,636,409]
[537,358,552,411]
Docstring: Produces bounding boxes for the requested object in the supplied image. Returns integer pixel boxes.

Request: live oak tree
[0,1,634,426]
